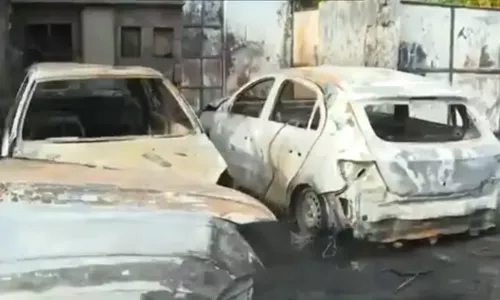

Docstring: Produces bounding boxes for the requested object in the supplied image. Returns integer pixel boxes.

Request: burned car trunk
[0,203,263,299]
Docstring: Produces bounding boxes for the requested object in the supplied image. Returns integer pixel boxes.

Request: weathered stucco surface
[399,3,500,131]
[181,0,292,110]
[293,10,319,66]
[318,0,400,68]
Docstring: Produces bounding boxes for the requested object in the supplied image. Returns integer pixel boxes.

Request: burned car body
[0,158,276,224]
[1,63,226,184]
[0,202,262,300]
[200,65,500,243]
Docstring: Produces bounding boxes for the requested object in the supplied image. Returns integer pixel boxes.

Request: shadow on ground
[238,221,500,300]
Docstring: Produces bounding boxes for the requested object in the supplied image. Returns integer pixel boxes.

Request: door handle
[230,144,235,150]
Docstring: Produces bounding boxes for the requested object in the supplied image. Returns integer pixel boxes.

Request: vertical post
[448,7,455,85]
[221,0,227,96]
[0,0,9,101]
[199,0,205,111]
[290,0,294,67]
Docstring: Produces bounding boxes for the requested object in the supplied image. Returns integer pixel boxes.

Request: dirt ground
[239,222,500,300]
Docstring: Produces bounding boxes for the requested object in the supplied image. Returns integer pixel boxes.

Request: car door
[264,77,326,206]
[1,72,35,157]
[205,76,281,192]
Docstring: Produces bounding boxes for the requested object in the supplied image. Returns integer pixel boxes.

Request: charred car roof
[264,65,465,100]
[27,62,163,81]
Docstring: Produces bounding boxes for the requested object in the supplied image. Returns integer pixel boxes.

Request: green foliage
[428,0,500,6]
[292,0,500,9]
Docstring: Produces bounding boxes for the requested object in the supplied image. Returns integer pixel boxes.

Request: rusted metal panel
[0,158,277,224]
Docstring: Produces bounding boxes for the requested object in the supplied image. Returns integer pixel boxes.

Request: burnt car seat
[24,111,85,140]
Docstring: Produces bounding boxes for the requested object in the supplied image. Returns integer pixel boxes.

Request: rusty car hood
[0,158,275,224]
[0,203,262,299]
[15,134,227,184]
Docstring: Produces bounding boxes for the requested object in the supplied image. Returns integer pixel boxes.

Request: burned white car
[1,63,227,184]
[200,65,500,243]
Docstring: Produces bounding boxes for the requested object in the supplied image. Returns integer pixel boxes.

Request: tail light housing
[337,160,370,183]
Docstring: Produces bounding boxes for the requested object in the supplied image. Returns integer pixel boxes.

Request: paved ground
[238,222,500,300]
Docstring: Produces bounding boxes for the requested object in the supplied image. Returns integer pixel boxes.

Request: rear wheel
[293,187,330,236]
[216,169,235,189]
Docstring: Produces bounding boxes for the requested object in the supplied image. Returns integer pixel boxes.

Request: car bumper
[350,192,499,243]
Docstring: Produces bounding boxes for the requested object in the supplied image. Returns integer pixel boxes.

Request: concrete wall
[318,0,400,68]
[181,0,293,110]
[81,7,114,64]
[400,2,500,131]
[0,0,10,99]
[292,2,500,131]
[293,10,319,66]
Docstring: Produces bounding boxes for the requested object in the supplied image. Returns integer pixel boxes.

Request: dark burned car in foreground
[0,203,259,300]
[0,157,277,300]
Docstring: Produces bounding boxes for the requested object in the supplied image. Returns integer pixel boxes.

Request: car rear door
[203,76,282,194]
[264,77,326,205]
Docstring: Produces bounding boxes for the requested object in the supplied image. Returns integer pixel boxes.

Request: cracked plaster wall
[400,4,500,131]
[318,0,400,68]
[181,0,292,110]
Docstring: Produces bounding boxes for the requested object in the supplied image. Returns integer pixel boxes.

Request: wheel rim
[297,190,323,232]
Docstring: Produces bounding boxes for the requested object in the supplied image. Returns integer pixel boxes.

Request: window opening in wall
[22,77,196,141]
[231,78,275,118]
[270,80,318,129]
[364,99,481,142]
[120,27,141,58]
[24,23,73,68]
[153,27,174,58]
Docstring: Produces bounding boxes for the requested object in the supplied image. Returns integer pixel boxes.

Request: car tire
[293,187,331,237]
[217,170,235,189]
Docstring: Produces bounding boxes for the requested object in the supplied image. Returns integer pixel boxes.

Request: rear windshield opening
[23,77,196,141]
[364,100,481,142]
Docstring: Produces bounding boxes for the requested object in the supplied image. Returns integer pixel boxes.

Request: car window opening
[364,100,481,142]
[270,80,319,130]
[231,78,275,118]
[22,77,196,141]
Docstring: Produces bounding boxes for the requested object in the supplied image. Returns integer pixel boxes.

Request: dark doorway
[23,23,73,68]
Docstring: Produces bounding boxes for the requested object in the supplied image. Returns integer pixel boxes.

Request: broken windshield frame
[19,77,202,142]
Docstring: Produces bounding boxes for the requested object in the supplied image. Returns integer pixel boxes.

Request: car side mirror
[172,63,182,87]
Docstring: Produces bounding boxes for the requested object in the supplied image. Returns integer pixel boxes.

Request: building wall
[115,6,182,77]
[292,2,500,131]
[0,0,10,99]
[181,0,293,110]
[81,7,114,64]
[7,4,182,82]
[399,2,500,131]
[293,10,319,66]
